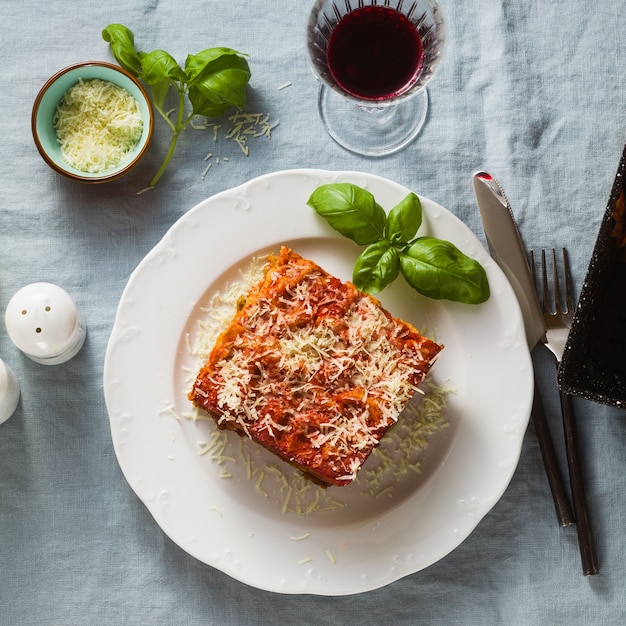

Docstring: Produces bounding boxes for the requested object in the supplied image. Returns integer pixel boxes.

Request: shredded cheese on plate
[178,256,452,515]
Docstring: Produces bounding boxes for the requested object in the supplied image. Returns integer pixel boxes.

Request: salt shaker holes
[5,282,86,365]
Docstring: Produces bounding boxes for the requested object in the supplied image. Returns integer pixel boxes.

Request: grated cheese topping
[53,78,143,173]
[176,254,452,515]
[189,248,443,486]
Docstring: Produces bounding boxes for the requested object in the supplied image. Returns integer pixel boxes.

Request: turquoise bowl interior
[32,61,154,183]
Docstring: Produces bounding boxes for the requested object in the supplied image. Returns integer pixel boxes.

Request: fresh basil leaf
[149,78,172,112]
[187,55,251,111]
[102,24,142,74]
[353,241,400,294]
[307,183,386,245]
[399,237,490,304]
[188,86,233,117]
[185,48,249,82]
[139,50,185,85]
[387,192,422,244]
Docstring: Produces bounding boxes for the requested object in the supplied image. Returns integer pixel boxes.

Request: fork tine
[562,248,574,314]
[540,249,551,313]
[551,248,563,314]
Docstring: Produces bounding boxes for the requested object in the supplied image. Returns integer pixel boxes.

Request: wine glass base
[318,86,428,157]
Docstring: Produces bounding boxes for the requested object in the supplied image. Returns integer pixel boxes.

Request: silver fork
[532,248,599,575]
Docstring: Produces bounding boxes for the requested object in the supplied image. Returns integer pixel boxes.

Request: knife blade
[472,172,546,349]
[473,170,574,527]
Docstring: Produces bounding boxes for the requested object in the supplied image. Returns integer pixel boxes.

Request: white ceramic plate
[104,169,533,595]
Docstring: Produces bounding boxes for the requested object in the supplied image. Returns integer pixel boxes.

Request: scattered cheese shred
[158,404,181,421]
[192,111,278,177]
[289,533,311,541]
[53,78,143,173]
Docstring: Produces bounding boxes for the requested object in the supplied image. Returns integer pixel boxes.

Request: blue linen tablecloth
[2,0,626,623]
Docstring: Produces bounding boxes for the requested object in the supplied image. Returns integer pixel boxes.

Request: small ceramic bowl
[32,61,154,183]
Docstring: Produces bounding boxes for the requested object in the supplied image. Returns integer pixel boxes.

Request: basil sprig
[307,183,490,304]
[102,24,251,188]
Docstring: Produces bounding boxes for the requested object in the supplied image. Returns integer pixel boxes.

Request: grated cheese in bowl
[53,78,144,173]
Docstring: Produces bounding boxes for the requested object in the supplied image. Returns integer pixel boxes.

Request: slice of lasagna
[188,246,443,487]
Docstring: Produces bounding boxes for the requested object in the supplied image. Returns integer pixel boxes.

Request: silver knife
[472,171,545,349]
[473,170,574,527]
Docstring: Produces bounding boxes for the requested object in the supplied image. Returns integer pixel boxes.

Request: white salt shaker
[0,358,20,424]
[5,282,86,365]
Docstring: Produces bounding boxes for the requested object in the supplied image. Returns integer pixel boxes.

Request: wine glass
[307,0,445,157]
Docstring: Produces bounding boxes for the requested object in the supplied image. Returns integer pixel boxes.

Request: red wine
[326,6,424,101]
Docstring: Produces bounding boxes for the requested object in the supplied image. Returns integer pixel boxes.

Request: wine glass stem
[317,85,429,157]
